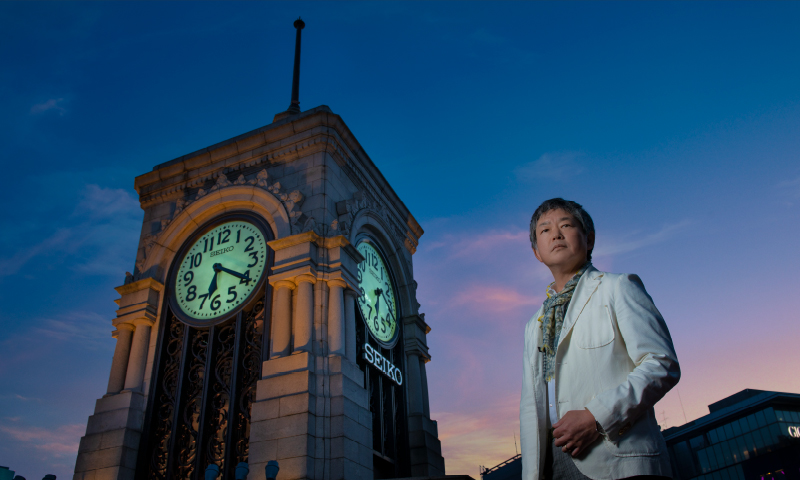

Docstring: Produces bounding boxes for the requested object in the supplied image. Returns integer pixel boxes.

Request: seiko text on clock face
[174,220,267,322]
[357,242,398,346]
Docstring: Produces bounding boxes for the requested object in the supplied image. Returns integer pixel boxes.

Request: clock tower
[73,21,446,480]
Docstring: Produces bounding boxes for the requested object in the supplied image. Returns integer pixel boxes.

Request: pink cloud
[0,423,84,457]
[433,394,522,476]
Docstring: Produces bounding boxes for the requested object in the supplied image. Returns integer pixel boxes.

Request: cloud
[433,394,521,476]
[30,98,67,116]
[514,152,585,181]
[34,310,111,348]
[0,422,84,457]
[0,184,141,276]
[777,175,800,199]
[452,284,541,313]
[593,219,691,257]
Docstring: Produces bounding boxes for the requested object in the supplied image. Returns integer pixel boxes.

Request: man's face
[532,209,594,270]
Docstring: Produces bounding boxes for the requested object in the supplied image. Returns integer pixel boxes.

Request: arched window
[135,214,274,480]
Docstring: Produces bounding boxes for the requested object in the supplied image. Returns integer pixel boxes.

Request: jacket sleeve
[585,274,680,443]
[520,318,540,480]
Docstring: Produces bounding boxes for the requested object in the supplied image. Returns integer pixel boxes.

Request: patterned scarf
[539,262,591,382]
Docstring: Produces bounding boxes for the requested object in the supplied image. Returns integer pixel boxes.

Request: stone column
[293,274,316,354]
[106,324,135,395]
[123,319,153,392]
[406,352,424,415]
[327,279,347,357]
[344,289,357,363]
[271,280,295,358]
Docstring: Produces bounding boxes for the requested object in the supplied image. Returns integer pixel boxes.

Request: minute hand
[379,291,396,322]
[213,263,250,281]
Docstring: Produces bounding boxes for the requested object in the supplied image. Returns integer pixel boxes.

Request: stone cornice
[132,106,423,248]
[268,232,352,251]
[115,277,164,296]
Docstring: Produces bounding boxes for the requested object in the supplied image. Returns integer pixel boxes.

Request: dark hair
[529,198,595,261]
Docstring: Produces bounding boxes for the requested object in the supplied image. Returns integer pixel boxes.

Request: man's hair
[529,198,595,261]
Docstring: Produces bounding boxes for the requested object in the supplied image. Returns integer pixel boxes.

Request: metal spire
[286,17,305,114]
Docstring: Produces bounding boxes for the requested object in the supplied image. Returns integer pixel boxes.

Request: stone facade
[74,106,444,480]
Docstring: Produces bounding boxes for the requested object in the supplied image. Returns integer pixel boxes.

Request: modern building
[663,389,800,480]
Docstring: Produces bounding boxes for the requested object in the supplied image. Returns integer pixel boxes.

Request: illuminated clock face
[173,219,268,325]
[357,242,398,347]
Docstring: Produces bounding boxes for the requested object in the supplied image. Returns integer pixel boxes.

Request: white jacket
[520,267,680,480]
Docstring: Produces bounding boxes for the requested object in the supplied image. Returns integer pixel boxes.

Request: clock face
[356,242,398,347]
[172,219,268,326]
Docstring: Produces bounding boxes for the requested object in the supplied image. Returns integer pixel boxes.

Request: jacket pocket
[573,306,615,349]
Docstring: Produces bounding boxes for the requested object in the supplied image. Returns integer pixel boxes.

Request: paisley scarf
[539,262,591,382]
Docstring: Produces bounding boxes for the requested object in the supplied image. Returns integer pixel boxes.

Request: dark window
[764,407,777,424]
[690,435,705,450]
[723,423,734,440]
[731,419,742,437]
[746,414,758,432]
[738,418,749,434]
[776,410,785,422]
[673,442,696,478]
[755,410,767,427]
[136,298,268,480]
[709,429,719,444]
[698,449,710,473]
[791,410,800,423]
[716,426,727,441]
[744,433,756,455]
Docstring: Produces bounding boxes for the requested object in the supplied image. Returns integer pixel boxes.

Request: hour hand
[208,271,219,296]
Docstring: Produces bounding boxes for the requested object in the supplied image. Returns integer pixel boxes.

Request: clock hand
[374,288,382,319]
[208,270,219,296]
[379,291,396,323]
[213,263,250,281]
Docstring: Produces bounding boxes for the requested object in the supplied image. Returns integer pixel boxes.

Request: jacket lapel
[557,266,603,349]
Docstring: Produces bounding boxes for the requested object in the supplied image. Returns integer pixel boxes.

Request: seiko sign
[789,426,800,438]
[363,343,402,386]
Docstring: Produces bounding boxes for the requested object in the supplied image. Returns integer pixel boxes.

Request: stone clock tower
[73,21,446,480]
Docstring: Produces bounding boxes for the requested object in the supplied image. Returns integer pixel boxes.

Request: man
[520,198,680,480]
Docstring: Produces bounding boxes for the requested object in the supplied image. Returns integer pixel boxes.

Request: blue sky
[2,1,800,478]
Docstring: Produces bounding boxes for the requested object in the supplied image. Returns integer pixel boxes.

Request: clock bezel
[355,236,401,349]
[167,211,273,328]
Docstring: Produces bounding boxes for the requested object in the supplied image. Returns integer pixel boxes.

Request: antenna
[676,388,688,424]
[514,432,518,455]
[287,17,305,114]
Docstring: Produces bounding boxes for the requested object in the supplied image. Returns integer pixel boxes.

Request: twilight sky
[2,1,800,478]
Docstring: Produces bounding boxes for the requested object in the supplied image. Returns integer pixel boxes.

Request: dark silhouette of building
[663,389,800,480]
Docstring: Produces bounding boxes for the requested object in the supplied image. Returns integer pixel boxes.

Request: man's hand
[552,409,600,457]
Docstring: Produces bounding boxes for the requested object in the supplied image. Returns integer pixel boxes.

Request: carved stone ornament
[339,192,414,252]
[136,169,307,277]
[134,233,158,277]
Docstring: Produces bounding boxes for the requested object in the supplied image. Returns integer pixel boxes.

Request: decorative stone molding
[336,192,419,254]
[133,170,305,278]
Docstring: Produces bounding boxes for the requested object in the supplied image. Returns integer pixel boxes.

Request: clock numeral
[218,229,231,245]
[357,269,362,283]
[373,316,380,333]
[209,237,214,251]
[244,236,255,252]
[183,271,194,287]
[210,294,221,311]
[239,270,252,285]
[226,286,238,304]
[191,253,202,268]
[247,251,259,267]
[204,238,207,253]
[236,229,241,243]
[186,285,197,302]
[198,293,209,309]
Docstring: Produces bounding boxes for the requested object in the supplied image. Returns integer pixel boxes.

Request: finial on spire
[286,17,305,115]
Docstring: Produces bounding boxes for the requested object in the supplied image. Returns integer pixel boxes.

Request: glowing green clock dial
[173,219,267,324]
[356,242,398,346]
